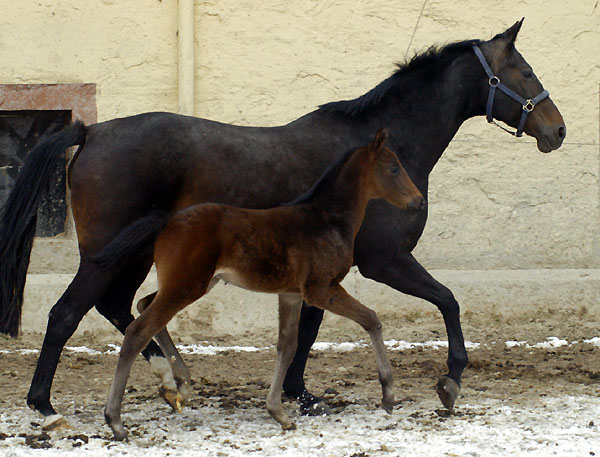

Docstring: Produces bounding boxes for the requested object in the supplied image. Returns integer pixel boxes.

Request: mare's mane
[319,39,482,117]
[284,146,358,206]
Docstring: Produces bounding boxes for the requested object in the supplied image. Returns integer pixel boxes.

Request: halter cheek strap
[472,45,549,137]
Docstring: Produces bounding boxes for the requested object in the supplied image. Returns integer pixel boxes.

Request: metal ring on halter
[523,99,535,113]
[488,76,500,87]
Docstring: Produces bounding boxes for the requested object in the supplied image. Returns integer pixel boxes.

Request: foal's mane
[284,146,357,206]
[319,39,482,117]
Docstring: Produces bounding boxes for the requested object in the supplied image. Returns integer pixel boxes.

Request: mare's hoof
[42,414,70,431]
[159,385,185,413]
[300,400,332,416]
[436,376,460,411]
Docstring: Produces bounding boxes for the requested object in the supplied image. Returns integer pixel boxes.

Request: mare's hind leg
[27,260,119,417]
[283,303,331,416]
[95,257,164,363]
[266,293,303,430]
[303,283,394,414]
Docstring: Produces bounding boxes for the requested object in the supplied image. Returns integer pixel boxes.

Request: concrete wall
[1,0,597,336]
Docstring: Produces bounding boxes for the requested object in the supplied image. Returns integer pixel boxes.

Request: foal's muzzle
[407,196,426,213]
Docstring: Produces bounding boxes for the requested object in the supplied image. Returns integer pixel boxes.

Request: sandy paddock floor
[1,308,599,457]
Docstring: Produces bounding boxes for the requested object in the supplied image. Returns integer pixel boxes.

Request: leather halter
[472,45,549,137]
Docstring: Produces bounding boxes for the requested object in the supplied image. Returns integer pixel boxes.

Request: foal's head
[365,129,424,212]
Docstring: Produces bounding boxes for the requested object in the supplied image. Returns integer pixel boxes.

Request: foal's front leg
[266,293,303,430]
[303,283,394,413]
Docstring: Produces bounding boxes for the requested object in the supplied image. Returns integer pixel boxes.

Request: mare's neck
[347,51,484,180]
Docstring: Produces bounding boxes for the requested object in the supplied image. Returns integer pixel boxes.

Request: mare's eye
[390,165,399,176]
[522,69,533,78]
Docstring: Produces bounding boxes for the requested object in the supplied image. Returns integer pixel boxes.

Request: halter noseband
[472,45,549,137]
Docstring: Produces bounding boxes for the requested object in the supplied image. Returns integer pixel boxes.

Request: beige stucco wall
[0,1,598,334]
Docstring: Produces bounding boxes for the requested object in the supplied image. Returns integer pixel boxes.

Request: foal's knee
[362,309,382,333]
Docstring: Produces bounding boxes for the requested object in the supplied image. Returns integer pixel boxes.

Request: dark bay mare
[0,20,565,419]
[95,130,423,439]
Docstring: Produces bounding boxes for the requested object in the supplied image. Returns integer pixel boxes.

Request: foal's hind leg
[137,278,220,411]
[266,293,303,430]
[303,283,394,413]
[105,289,199,441]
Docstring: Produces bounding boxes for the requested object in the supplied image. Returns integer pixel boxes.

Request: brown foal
[99,129,423,440]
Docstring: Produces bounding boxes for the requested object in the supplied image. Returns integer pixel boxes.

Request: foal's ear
[372,128,389,153]
[500,18,524,44]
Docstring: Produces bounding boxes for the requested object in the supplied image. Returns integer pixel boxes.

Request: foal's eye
[389,165,399,176]
[522,69,533,78]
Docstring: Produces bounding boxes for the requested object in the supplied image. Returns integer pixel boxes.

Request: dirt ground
[0,307,599,456]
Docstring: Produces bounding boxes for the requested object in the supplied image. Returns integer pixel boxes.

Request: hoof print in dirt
[24,432,52,449]
[300,400,332,417]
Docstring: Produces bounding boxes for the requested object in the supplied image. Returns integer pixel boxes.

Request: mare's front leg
[303,284,394,413]
[357,251,467,410]
[266,294,303,430]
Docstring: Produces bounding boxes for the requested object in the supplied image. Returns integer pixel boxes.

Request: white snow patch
[530,336,569,348]
[1,395,598,457]
[175,344,269,355]
[2,336,598,357]
[65,346,103,355]
[584,337,600,347]
[312,341,366,352]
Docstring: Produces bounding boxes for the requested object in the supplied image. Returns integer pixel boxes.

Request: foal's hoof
[381,400,394,415]
[281,420,297,431]
[301,400,332,417]
[159,385,185,413]
[436,376,460,411]
[112,428,129,442]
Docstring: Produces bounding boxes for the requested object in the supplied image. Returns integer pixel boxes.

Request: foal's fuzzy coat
[98,130,423,440]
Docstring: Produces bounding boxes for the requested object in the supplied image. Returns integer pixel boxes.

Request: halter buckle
[523,99,535,113]
[488,76,500,87]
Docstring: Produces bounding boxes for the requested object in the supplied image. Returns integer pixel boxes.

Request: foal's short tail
[0,122,87,337]
[92,211,170,269]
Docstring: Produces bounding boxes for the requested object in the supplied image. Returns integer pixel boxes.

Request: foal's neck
[307,149,372,239]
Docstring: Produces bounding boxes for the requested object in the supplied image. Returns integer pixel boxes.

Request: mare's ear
[372,128,388,153]
[499,18,524,45]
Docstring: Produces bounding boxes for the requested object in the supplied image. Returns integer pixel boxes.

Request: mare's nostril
[558,125,566,140]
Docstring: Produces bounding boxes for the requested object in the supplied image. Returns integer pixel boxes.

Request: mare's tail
[91,211,169,269]
[0,122,87,337]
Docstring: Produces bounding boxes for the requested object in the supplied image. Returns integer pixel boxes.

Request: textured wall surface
[0,0,178,119]
[193,0,599,270]
[1,1,598,334]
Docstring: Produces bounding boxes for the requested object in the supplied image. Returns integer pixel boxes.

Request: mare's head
[477,19,565,152]
[365,129,424,212]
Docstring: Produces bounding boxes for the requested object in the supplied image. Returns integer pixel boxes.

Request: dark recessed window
[0,110,72,236]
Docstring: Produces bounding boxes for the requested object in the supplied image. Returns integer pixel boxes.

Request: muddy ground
[0,307,599,456]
